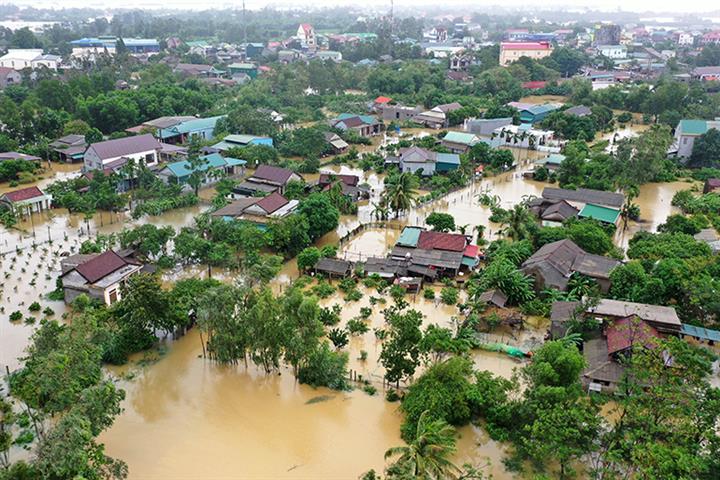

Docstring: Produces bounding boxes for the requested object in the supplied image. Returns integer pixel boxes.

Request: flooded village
[1,4,720,480]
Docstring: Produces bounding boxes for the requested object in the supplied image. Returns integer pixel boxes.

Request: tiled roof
[417,230,467,252]
[2,186,46,203]
[74,250,130,284]
[252,165,295,184]
[542,187,624,209]
[605,316,660,355]
[374,96,392,104]
[318,173,359,186]
[254,192,289,214]
[89,134,160,160]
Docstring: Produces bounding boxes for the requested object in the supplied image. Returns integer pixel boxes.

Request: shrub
[319,305,342,326]
[440,287,459,305]
[344,289,363,302]
[9,311,22,321]
[312,280,336,298]
[297,342,349,390]
[359,307,372,319]
[347,318,370,335]
[363,384,378,396]
[28,301,41,312]
[42,306,55,316]
[327,328,349,349]
[423,288,435,300]
[386,389,401,402]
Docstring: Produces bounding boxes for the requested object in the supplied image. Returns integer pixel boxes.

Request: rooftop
[89,134,160,160]
[2,186,46,203]
[542,187,624,209]
[579,203,621,224]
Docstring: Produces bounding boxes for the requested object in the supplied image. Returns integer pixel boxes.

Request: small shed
[314,257,353,278]
[477,289,508,309]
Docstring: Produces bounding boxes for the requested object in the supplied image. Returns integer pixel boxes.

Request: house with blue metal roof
[157,115,226,144]
[70,37,160,54]
[156,153,246,189]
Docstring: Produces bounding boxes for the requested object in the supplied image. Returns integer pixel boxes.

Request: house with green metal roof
[508,102,562,124]
[579,203,620,225]
[436,153,461,172]
[534,153,566,171]
[156,153,246,189]
[158,115,226,144]
[228,62,258,78]
[441,131,479,153]
[673,119,720,159]
[397,226,423,247]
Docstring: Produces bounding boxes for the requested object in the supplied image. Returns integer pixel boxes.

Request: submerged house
[413,102,462,129]
[389,228,472,279]
[0,186,52,216]
[386,146,461,176]
[324,132,349,154]
[156,153,246,189]
[83,134,167,171]
[60,250,144,306]
[520,239,621,293]
[232,165,303,197]
[50,134,88,163]
[507,102,562,124]
[529,198,579,226]
[330,114,383,137]
[541,187,624,210]
[440,131,479,153]
[316,173,369,201]
[211,192,298,223]
[155,115,226,144]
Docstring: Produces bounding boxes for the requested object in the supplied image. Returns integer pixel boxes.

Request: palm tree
[384,410,460,480]
[501,204,534,241]
[371,201,390,221]
[382,172,418,218]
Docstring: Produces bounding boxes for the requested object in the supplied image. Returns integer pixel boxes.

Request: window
[145,153,155,164]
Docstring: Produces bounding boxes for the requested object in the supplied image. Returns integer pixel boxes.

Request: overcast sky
[7,0,720,15]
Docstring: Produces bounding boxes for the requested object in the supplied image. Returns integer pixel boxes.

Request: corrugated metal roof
[397,226,422,247]
[442,131,478,145]
[579,203,621,224]
[678,119,708,136]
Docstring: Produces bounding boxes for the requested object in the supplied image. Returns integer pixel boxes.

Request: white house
[83,134,162,171]
[596,45,627,59]
[672,119,720,159]
[296,23,316,50]
[60,250,143,306]
[677,32,694,46]
[0,49,60,70]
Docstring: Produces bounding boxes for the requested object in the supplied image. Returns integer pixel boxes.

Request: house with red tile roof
[60,250,143,305]
[0,186,52,215]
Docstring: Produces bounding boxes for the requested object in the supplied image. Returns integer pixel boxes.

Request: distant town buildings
[499,42,553,66]
[0,49,60,70]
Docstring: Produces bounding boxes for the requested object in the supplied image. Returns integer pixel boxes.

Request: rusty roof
[2,186,46,203]
[417,230,467,252]
[254,192,289,214]
[252,165,296,185]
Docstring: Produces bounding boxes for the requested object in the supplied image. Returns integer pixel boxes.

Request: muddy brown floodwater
[100,284,527,480]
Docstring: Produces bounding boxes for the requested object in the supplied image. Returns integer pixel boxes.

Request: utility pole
[243,0,248,46]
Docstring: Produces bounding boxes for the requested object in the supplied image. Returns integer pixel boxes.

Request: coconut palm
[384,410,460,480]
[382,172,418,218]
[500,204,535,241]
